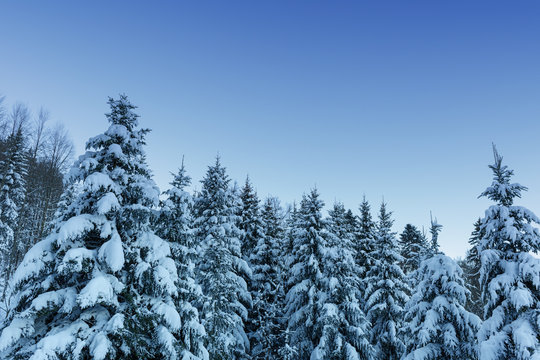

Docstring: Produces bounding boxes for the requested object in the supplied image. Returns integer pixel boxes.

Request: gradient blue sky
[1,1,539,258]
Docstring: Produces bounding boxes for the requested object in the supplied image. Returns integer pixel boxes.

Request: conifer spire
[477,146,540,360]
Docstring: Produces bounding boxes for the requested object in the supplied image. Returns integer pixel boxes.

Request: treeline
[0,96,74,295]
[0,95,538,360]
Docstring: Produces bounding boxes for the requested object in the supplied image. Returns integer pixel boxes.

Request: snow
[105,314,124,332]
[29,321,87,360]
[31,290,63,312]
[77,275,116,309]
[136,232,171,262]
[107,143,124,158]
[90,332,111,360]
[96,192,120,214]
[152,301,181,331]
[154,265,177,296]
[98,234,124,272]
[135,261,151,280]
[11,236,54,286]
[106,124,129,139]
[479,333,507,360]
[512,318,537,356]
[510,287,533,311]
[84,172,119,193]
[57,215,96,244]
[60,288,78,314]
[59,247,95,273]
[157,325,177,360]
[0,318,32,351]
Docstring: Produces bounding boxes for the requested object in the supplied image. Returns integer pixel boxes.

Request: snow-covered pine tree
[364,202,409,360]
[402,254,481,360]
[283,202,299,269]
[279,327,298,360]
[312,202,373,360]
[398,224,428,276]
[428,213,442,255]
[194,157,251,360]
[238,176,264,354]
[0,95,185,359]
[477,147,540,360]
[460,218,484,318]
[156,158,208,359]
[284,188,326,359]
[0,128,26,282]
[249,196,286,359]
[239,176,265,261]
[358,197,376,242]
[355,196,376,304]
[343,209,359,236]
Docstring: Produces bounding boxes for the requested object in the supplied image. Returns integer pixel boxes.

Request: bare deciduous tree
[30,107,49,159]
[9,103,31,135]
[44,123,74,172]
[0,97,75,279]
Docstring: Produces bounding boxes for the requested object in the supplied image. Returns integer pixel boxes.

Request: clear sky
[1,1,539,258]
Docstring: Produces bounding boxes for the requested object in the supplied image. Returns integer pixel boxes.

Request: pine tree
[358,197,376,242]
[355,196,376,304]
[279,327,298,360]
[284,188,326,359]
[249,196,286,359]
[460,218,484,318]
[343,209,359,236]
[399,224,429,276]
[477,147,540,360]
[156,158,208,359]
[0,95,183,359]
[364,202,409,360]
[402,254,481,360]
[194,157,251,360]
[283,202,299,270]
[312,202,373,360]
[239,176,265,261]
[0,128,26,282]
[428,213,443,255]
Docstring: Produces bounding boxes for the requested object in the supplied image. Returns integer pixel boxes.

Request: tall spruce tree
[283,202,299,269]
[279,328,298,360]
[343,209,359,236]
[239,176,264,261]
[249,196,286,359]
[402,254,481,360]
[428,213,443,255]
[355,196,376,304]
[312,202,373,360]
[194,157,251,360]
[156,158,208,359]
[399,224,428,276]
[284,188,326,359]
[0,128,26,283]
[477,147,540,360]
[460,218,484,318]
[364,202,409,360]
[0,95,183,359]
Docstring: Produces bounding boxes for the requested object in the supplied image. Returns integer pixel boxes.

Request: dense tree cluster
[0,97,74,308]
[0,96,538,359]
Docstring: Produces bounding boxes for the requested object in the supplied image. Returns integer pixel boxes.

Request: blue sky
[1,1,539,258]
